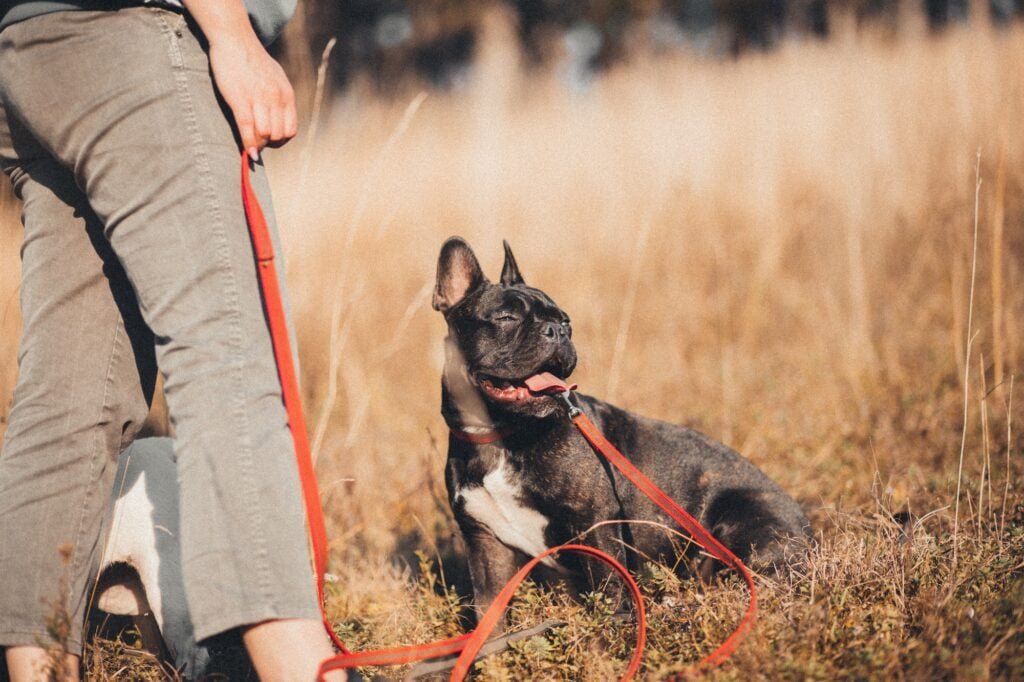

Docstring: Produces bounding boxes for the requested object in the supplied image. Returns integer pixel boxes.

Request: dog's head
[433,237,577,421]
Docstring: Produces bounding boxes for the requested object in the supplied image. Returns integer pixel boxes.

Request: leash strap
[240,154,350,655]
[316,544,645,678]
[570,411,758,671]
[241,152,750,680]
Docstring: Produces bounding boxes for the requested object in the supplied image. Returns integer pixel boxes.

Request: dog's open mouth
[477,371,564,403]
[478,375,544,402]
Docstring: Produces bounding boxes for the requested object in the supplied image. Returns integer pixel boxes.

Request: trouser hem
[193,604,323,644]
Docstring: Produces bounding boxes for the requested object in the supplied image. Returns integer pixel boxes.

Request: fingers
[269,82,297,144]
[208,40,297,157]
[252,101,271,149]
[269,104,284,145]
[241,85,296,157]
[283,96,298,139]
[235,108,258,159]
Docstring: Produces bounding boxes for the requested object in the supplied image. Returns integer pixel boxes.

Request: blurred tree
[276,0,1023,96]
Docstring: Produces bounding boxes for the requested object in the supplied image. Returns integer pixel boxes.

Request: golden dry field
[2,10,1023,681]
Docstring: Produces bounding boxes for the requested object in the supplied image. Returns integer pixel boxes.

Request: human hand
[182,0,297,159]
[209,36,297,160]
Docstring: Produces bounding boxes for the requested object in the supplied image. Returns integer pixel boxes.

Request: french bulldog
[432,237,812,620]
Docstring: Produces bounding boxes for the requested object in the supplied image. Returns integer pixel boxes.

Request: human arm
[181,0,297,159]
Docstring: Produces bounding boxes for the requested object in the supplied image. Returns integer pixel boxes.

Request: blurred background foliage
[276,0,1024,94]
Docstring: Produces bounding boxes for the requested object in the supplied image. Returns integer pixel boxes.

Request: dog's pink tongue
[524,372,577,395]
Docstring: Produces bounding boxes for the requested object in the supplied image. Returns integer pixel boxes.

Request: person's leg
[4,647,79,682]
[0,9,336,676]
[0,92,157,676]
[242,619,341,681]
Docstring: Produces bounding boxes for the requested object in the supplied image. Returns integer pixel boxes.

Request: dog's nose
[542,322,568,340]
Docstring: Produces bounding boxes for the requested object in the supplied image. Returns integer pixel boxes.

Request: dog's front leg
[461,524,522,630]
[575,522,632,613]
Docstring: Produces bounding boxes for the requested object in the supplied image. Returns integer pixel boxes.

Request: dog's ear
[433,237,488,313]
[500,240,525,287]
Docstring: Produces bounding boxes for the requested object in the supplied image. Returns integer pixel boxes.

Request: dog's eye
[493,313,519,323]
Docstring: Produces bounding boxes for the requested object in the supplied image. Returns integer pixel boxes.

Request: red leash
[240,155,350,656]
[240,153,755,680]
[573,412,758,670]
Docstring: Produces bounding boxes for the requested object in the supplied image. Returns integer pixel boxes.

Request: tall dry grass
[268,13,1023,554]
[1,10,1022,679]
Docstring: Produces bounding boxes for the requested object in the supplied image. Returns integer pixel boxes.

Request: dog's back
[576,394,812,576]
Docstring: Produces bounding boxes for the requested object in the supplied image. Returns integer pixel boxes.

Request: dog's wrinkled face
[433,237,577,419]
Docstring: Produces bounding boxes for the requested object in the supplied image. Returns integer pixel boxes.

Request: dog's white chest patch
[458,456,561,568]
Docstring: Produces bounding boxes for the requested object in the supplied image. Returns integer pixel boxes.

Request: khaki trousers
[0,7,318,652]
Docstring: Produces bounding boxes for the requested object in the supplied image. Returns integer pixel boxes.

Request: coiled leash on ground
[241,152,756,681]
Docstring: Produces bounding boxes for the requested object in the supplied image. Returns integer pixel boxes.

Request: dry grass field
[2,10,1022,681]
